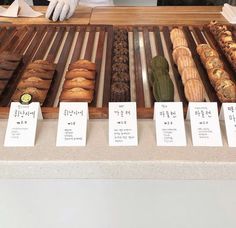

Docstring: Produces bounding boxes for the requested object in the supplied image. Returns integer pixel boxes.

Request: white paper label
[188,102,222,147]
[56,102,88,147]
[220,103,236,147]
[154,102,186,146]
[109,102,138,146]
[4,102,42,147]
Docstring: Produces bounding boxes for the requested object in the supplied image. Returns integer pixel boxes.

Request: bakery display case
[0,6,236,179]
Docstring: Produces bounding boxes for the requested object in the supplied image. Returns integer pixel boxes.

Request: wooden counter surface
[0,6,227,25]
[0,6,92,25]
[90,6,228,25]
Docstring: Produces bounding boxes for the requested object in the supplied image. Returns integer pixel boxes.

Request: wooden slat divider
[32,26,56,61]
[154,26,164,56]
[91,28,106,107]
[143,27,155,106]
[162,26,188,107]
[13,27,36,54]
[0,27,16,50]
[192,27,206,44]
[70,26,86,63]
[0,27,25,52]
[203,26,236,83]
[183,26,219,103]
[46,27,66,63]
[102,26,113,107]
[133,27,145,108]
[44,26,76,107]
[23,26,47,64]
[84,26,96,61]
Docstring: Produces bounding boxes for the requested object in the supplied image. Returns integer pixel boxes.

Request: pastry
[112,63,129,73]
[215,79,236,102]
[112,72,130,83]
[204,56,224,70]
[63,77,95,90]
[65,68,96,80]
[59,88,94,103]
[22,69,54,80]
[113,55,129,64]
[200,48,219,62]
[68,59,96,71]
[114,29,128,36]
[170,28,185,43]
[27,60,56,71]
[113,40,128,49]
[113,47,129,55]
[114,33,128,41]
[12,87,47,104]
[172,46,192,64]
[184,79,205,102]
[18,77,52,90]
[172,37,188,49]
[196,44,211,55]
[111,82,130,102]
[207,68,230,87]
[181,67,200,85]
[177,55,195,74]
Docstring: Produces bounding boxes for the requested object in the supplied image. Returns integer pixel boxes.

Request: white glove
[45,0,79,22]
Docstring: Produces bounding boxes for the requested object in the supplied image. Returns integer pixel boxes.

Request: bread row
[197,44,236,102]
[208,21,236,71]
[0,51,22,96]
[170,28,205,102]
[110,29,130,102]
[12,60,56,104]
[59,59,96,103]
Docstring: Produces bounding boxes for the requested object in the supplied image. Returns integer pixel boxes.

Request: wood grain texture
[133,28,145,108]
[91,6,227,25]
[0,6,92,25]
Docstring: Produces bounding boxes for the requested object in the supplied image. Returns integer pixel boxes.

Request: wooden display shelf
[0,24,234,119]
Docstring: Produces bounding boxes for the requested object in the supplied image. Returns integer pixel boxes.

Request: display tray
[0,24,235,119]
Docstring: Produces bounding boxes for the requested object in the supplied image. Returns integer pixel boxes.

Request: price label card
[220,103,236,147]
[109,102,138,146]
[187,102,222,147]
[154,102,186,146]
[56,102,88,147]
[4,102,42,147]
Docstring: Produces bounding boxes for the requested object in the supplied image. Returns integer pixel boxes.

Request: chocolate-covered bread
[112,72,130,83]
[111,82,130,102]
[112,63,129,73]
[113,55,129,64]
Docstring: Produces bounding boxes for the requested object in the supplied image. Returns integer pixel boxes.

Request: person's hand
[45,0,79,22]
